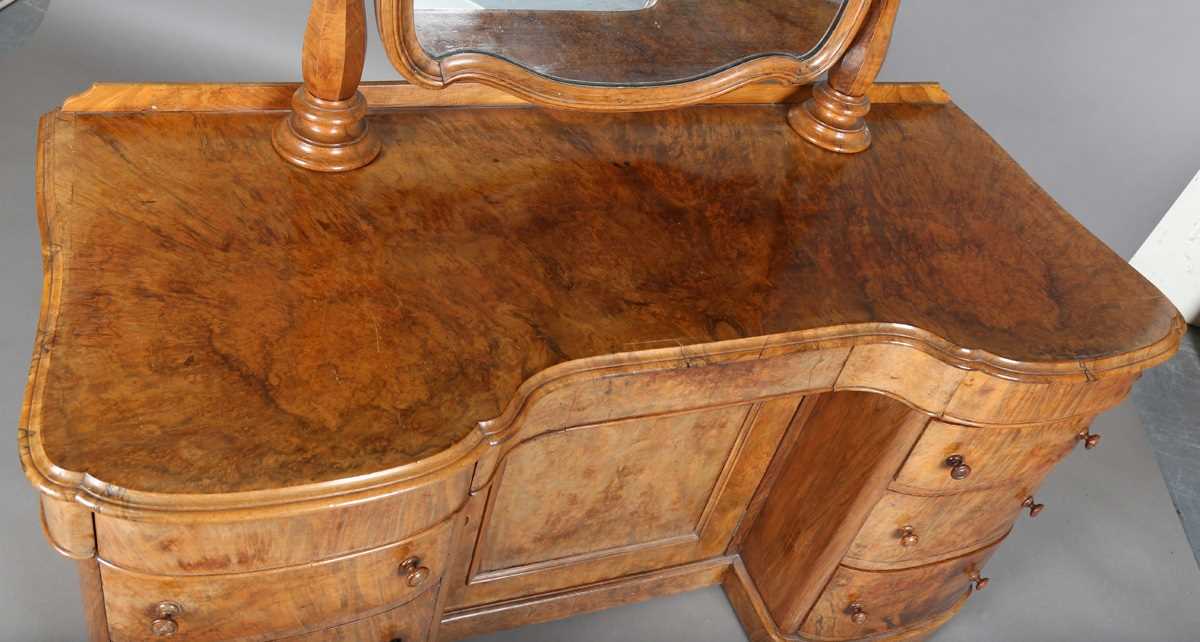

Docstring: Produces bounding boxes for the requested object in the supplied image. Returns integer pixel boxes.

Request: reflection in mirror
[413,0,849,85]
[416,1,652,9]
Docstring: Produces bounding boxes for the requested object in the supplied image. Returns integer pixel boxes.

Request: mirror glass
[412,0,850,85]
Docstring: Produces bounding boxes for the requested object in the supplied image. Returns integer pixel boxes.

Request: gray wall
[884,1,1200,259]
[0,1,1197,640]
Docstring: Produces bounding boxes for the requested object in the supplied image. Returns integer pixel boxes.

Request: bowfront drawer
[844,487,1034,570]
[799,541,999,641]
[279,585,438,642]
[95,465,472,575]
[892,417,1089,494]
[101,517,454,642]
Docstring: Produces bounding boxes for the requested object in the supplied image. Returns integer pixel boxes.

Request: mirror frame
[274,0,901,172]
[376,0,874,111]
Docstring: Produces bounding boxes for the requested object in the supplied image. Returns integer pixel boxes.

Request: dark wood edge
[375,0,873,111]
[58,81,952,114]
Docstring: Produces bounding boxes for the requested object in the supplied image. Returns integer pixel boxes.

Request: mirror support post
[789,0,901,153]
[274,0,381,172]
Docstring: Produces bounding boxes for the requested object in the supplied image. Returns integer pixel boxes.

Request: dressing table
[19,1,1184,641]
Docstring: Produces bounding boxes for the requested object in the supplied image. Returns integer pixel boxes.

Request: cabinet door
[454,396,801,607]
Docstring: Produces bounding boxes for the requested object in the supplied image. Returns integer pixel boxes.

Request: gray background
[1,1,1198,640]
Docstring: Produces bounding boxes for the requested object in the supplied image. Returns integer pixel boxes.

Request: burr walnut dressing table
[20,1,1184,641]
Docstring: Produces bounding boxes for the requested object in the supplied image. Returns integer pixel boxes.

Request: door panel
[455,396,801,607]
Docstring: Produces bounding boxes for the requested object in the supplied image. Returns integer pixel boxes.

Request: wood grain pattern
[278,586,438,642]
[22,98,1180,505]
[722,556,970,642]
[94,464,471,574]
[59,81,952,114]
[274,0,380,171]
[943,372,1138,426]
[799,542,1000,640]
[454,396,800,609]
[77,559,111,642]
[303,0,368,102]
[726,396,821,555]
[475,405,751,573]
[788,0,901,152]
[739,392,930,632]
[845,488,1030,570]
[18,77,1184,642]
[835,343,965,410]
[40,494,95,559]
[891,417,1088,496]
[100,518,454,641]
[440,556,731,641]
[828,0,901,97]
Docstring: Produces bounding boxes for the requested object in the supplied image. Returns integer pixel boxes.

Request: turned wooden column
[274,0,381,172]
[789,0,901,153]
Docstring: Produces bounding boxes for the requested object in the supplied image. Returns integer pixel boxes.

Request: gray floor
[1134,326,1200,567]
[1,2,1198,641]
[465,404,1200,642]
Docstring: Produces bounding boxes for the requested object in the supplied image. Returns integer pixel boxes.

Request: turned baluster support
[274,0,381,172]
[789,0,902,153]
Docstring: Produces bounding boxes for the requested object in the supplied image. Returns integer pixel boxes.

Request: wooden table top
[25,96,1179,495]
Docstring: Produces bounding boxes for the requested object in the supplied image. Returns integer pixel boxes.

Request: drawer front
[96,465,472,575]
[101,517,454,642]
[799,542,999,640]
[892,417,1087,494]
[845,487,1031,570]
[279,585,437,642]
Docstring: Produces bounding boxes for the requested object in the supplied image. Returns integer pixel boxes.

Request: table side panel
[738,392,931,633]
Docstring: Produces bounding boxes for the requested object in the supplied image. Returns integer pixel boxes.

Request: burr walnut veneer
[20,78,1183,642]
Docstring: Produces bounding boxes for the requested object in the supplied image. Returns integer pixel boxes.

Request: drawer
[892,417,1088,494]
[799,541,999,640]
[101,517,454,642]
[279,584,437,642]
[96,465,472,575]
[845,486,1032,570]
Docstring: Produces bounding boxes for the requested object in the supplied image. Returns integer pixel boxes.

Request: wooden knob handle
[1022,496,1045,517]
[150,602,182,637]
[899,525,919,547]
[1077,430,1101,450]
[400,556,431,587]
[968,570,989,591]
[945,454,972,480]
[848,602,868,625]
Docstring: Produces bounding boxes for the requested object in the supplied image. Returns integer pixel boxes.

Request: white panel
[1131,169,1200,324]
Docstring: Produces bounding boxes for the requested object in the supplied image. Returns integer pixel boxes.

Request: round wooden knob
[400,556,431,587]
[848,602,868,625]
[1022,496,1045,517]
[945,455,972,480]
[1077,430,1101,450]
[899,525,919,547]
[968,570,989,591]
[150,602,182,637]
